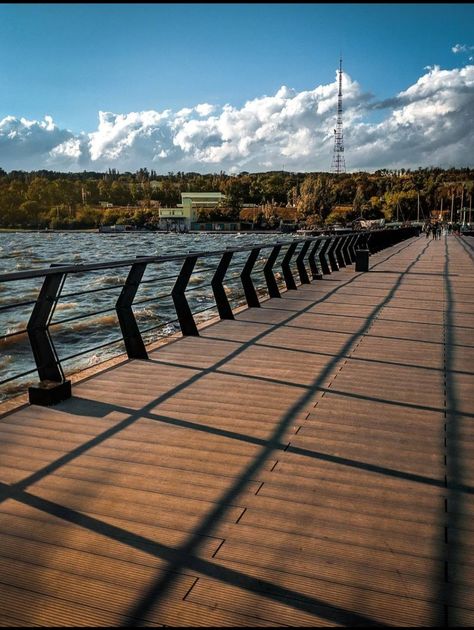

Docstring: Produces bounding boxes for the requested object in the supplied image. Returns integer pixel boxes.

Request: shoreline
[0,228,97,233]
[0,228,286,235]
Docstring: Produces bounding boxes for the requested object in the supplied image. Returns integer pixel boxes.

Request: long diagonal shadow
[147,348,474,377]
[206,329,473,349]
[440,235,473,624]
[0,236,435,625]
[1,238,419,499]
[0,481,381,627]
[121,238,435,624]
[458,234,474,262]
[0,269,364,494]
[73,405,474,494]
[149,360,474,422]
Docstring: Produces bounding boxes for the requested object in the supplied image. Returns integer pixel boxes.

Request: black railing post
[172,255,199,336]
[318,238,332,275]
[241,247,261,307]
[341,235,353,266]
[296,240,311,284]
[327,237,340,272]
[345,234,356,264]
[350,234,361,260]
[211,251,234,320]
[263,244,282,298]
[367,231,377,253]
[116,261,148,360]
[366,233,374,253]
[334,236,346,268]
[281,242,298,290]
[308,239,323,280]
[27,266,71,405]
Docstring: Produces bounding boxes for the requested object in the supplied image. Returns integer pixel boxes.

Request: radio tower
[331,57,346,174]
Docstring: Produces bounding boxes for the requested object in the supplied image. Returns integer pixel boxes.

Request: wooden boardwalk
[0,234,473,626]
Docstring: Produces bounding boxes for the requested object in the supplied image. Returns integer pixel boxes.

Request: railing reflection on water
[0,228,419,405]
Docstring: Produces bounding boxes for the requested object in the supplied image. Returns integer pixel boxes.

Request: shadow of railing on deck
[440,235,472,626]
[119,236,449,627]
[0,235,457,626]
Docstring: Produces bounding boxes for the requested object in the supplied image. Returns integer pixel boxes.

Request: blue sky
[1,3,474,172]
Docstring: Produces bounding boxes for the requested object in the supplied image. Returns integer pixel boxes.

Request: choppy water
[0,231,298,400]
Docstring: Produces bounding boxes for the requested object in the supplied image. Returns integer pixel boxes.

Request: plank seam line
[211,539,226,559]
[182,576,200,601]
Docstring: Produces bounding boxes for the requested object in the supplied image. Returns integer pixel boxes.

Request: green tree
[18,200,43,227]
[221,178,245,219]
[296,175,335,225]
[110,180,133,206]
[26,177,51,211]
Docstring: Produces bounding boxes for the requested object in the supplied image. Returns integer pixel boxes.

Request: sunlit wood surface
[0,234,473,626]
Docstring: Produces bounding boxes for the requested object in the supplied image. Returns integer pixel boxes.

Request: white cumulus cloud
[0,63,473,172]
[0,115,73,169]
[350,64,474,169]
[194,103,215,117]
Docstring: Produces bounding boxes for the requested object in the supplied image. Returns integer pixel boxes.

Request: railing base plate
[29,380,72,406]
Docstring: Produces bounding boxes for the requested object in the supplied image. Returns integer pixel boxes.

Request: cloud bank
[1,63,473,173]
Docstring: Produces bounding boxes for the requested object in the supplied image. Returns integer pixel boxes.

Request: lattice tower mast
[331,57,346,174]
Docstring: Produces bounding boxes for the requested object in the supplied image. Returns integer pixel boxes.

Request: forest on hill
[0,166,472,229]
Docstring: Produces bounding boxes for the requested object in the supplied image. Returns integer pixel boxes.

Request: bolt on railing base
[28,379,71,406]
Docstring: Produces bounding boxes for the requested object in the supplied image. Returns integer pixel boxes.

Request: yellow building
[159,192,226,229]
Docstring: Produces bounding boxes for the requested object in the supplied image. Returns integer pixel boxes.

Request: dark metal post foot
[355,249,370,272]
[29,379,72,406]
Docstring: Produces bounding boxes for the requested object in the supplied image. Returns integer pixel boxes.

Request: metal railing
[0,227,419,405]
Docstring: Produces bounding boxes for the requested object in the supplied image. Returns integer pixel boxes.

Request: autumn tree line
[0,166,472,229]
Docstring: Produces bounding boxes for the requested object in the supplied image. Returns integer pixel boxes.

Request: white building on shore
[159,192,226,230]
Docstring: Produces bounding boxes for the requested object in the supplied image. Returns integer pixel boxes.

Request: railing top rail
[0,234,338,284]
